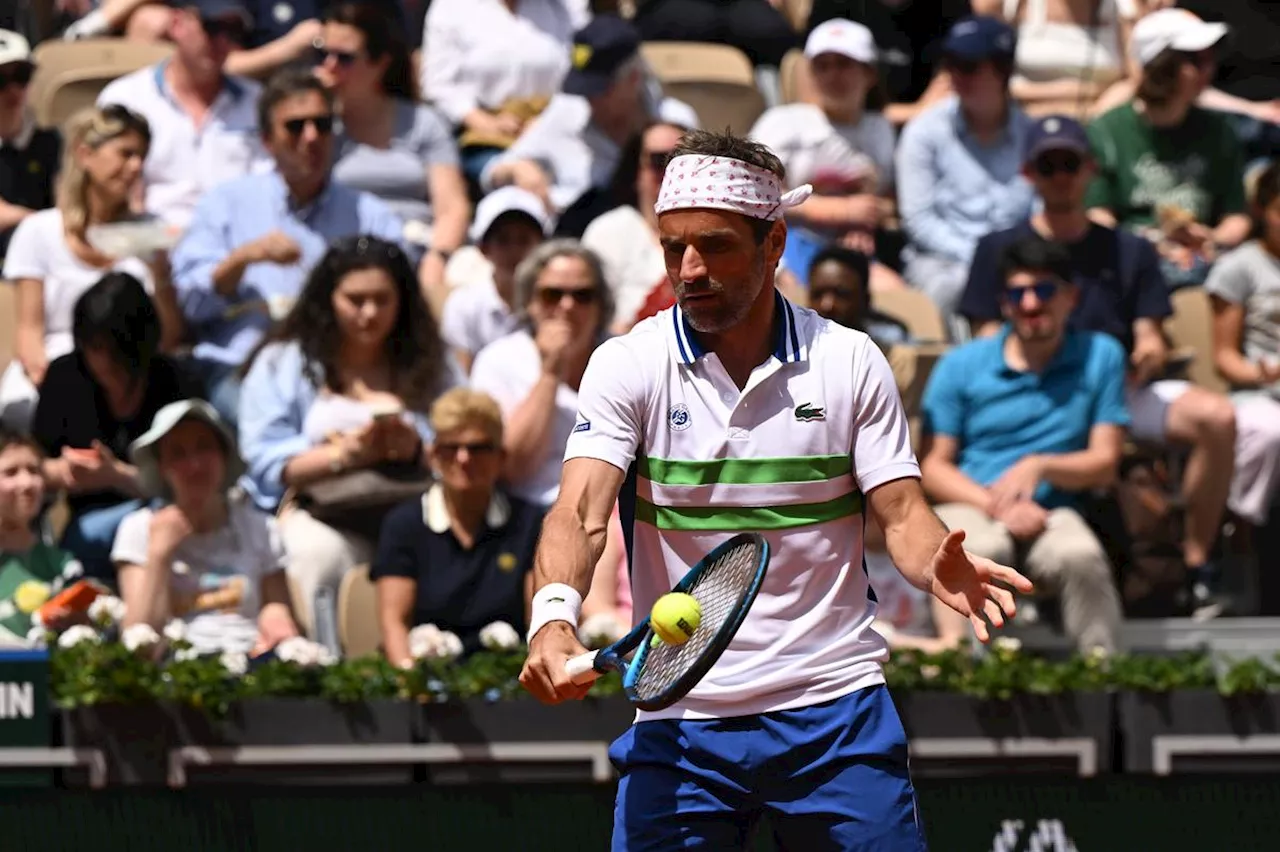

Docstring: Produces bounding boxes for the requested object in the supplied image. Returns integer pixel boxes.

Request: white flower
[437,631,463,661]
[920,664,942,681]
[578,613,625,649]
[479,621,521,652]
[220,651,248,676]
[29,609,44,630]
[275,636,336,667]
[57,625,101,649]
[62,560,84,580]
[87,595,126,627]
[175,646,200,662]
[407,623,443,659]
[163,619,188,643]
[993,636,1022,654]
[121,623,160,652]
[25,626,47,649]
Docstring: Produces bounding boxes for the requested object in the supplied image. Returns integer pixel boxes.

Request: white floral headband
[655,154,813,221]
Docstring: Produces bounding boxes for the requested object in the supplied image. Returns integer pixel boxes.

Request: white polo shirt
[564,292,920,722]
[97,63,268,230]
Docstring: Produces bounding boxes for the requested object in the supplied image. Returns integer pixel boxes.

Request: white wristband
[527,583,583,643]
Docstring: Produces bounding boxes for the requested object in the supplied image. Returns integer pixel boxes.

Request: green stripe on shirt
[634,492,864,531]
[637,454,852,486]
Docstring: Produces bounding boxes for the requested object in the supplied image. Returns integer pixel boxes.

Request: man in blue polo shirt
[959,114,1280,618]
[921,235,1125,653]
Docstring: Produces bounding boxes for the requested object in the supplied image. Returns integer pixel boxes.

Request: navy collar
[672,290,806,366]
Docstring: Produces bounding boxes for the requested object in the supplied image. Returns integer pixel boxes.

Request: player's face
[1001,270,1077,343]
[658,209,781,334]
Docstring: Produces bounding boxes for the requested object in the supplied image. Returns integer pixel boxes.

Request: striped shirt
[563,291,920,721]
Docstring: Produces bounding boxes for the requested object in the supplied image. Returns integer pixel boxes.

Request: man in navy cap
[895,15,1034,325]
[960,113,1280,620]
[482,14,696,228]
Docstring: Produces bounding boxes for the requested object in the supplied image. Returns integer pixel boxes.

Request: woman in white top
[239,236,460,635]
[975,0,1141,118]
[421,0,587,181]
[469,240,613,507]
[114,399,300,657]
[1,105,183,431]
[316,1,471,305]
[749,19,904,293]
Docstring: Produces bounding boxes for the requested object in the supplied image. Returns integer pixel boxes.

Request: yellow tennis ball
[650,593,701,646]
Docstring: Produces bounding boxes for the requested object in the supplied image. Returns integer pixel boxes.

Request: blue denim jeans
[60,499,145,585]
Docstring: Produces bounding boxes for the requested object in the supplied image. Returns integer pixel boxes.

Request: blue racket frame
[589,532,771,712]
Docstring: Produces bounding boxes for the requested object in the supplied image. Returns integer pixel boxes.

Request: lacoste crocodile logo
[794,403,825,422]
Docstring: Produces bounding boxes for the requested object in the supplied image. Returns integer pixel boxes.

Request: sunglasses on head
[436,441,498,458]
[1003,279,1060,305]
[1032,151,1083,178]
[536,286,597,306]
[0,63,34,89]
[202,17,246,41]
[282,114,335,136]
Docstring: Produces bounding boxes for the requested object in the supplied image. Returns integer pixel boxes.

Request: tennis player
[520,129,1034,850]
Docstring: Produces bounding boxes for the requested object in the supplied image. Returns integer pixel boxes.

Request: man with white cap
[439,186,551,374]
[519,128,1032,849]
[1086,7,1250,289]
[0,29,58,262]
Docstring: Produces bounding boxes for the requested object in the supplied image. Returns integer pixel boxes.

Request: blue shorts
[609,684,928,851]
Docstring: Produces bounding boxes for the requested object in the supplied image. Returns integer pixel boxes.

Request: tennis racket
[564,532,771,712]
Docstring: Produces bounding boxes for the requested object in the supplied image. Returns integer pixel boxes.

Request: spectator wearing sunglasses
[97,0,270,231]
[170,69,409,430]
[1085,9,1249,289]
[469,240,613,508]
[0,30,58,264]
[896,16,1036,324]
[921,236,1125,653]
[317,1,470,312]
[371,387,545,663]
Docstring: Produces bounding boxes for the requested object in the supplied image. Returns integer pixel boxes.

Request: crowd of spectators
[0,0,1278,661]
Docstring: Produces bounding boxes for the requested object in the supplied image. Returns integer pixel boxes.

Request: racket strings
[632,542,760,702]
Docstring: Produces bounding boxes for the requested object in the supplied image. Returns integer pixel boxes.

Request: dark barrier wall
[4,777,1279,852]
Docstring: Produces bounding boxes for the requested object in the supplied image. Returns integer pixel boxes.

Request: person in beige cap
[112,399,300,657]
[0,29,59,262]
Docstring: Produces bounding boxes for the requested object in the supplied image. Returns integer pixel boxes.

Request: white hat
[1130,9,1227,68]
[470,186,552,243]
[804,18,877,65]
[129,400,245,499]
[0,29,31,66]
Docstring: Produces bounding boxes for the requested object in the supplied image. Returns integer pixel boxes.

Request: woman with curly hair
[238,236,460,635]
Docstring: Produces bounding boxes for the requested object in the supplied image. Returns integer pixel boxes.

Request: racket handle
[566,650,600,685]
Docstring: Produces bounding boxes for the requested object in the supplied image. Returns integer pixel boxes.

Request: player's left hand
[926,529,1034,643]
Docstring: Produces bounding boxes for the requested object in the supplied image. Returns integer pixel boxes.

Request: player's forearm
[880,497,950,593]
[531,502,608,600]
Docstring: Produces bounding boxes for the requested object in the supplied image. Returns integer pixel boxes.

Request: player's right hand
[520,621,593,705]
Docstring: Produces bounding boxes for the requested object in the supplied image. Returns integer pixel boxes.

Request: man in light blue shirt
[919,235,1126,653]
[171,68,408,426]
[896,15,1034,322]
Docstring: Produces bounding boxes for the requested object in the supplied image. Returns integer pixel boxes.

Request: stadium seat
[641,42,766,135]
[1165,286,1228,394]
[779,48,806,104]
[337,564,381,658]
[29,38,173,128]
[0,283,16,377]
[871,287,949,343]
